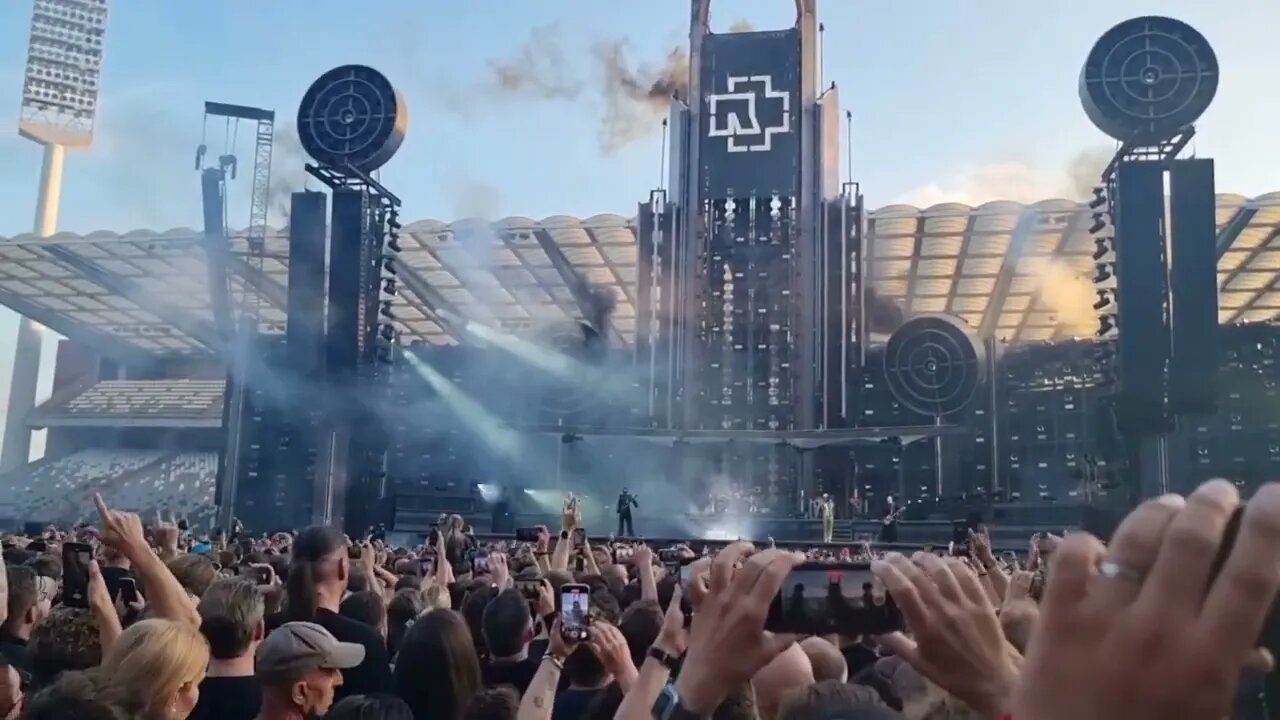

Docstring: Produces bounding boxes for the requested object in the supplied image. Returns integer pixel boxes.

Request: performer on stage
[616,487,638,537]
[818,492,835,543]
[880,495,901,544]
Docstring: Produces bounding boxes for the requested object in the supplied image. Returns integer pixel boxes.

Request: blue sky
[0,0,1277,457]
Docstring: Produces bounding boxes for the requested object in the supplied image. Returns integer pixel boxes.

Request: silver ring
[1098,559,1144,583]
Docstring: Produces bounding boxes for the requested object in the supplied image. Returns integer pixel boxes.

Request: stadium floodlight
[2,0,111,476]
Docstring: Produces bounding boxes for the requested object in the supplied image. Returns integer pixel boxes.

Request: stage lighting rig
[1093,290,1112,310]
[1088,186,1107,209]
[382,278,398,297]
[1093,263,1114,284]
[1092,236,1112,261]
[1098,314,1117,336]
[1088,212,1108,235]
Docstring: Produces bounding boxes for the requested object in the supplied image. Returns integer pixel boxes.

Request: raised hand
[674,543,802,715]
[656,583,687,655]
[153,510,180,556]
[873,552,1019,718]
[632,544,653,569]
[587,622,639,689]
[1013,480,1280,720]
[93,494,149,562]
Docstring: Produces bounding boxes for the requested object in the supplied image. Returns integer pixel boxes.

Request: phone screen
[473,553,489,574]
[419,556,435,576]
[119,577,138,604]
[763,562,903,636]
[62,542,93,608]
[560,584,590,641]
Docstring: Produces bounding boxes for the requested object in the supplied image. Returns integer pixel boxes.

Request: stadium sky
[0,0,1277,457]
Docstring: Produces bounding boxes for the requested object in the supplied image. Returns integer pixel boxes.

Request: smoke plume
[488,24,582,100]
[593,41,689,154]
[894,146,1117,206]
[1028,258,1096,335]
[267,123,313,225]
[858,287,906,335]
[728,19,755,32]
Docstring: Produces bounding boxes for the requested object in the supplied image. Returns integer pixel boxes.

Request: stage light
[1092,290,1111,310]
[1093,263,1112,283]
[379,301,395,319]
[1092,237,1111,260]
[382,278,398,296]
[386,235,402,253]
[388,209,402,231]
[383,257,397,275]
[1097,314,1116,335]
[379,323,395,341]
[1089,213,1107,234]
[1088,186,1107,209]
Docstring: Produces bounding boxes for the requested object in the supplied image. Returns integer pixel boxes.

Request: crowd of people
[0,479,1272,719]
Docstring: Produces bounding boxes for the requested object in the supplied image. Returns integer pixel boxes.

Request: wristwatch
[647,645,681,671]
[652,683,701,720]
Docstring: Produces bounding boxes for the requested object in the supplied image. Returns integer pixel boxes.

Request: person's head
[712,683,759,720]
[256,621,365,719]
[751,643,815,720]
[462,687,520,720]
[22,671,125,720]
[167,554,220,598]
[394,609,481,720]
[618,600,663,669]
[340,590,388,640]
[387,588,427,658]
[325,694,414,720]
[776,680,900,720]
[96,618,210,720]
[24,554,61,583]
[460,584,498,654]
[799,636,848,684]
[481,589,532,660]
[286,526,349,621]
[198,577,265,662]
[3,566,52,636]
[29,607,101,689]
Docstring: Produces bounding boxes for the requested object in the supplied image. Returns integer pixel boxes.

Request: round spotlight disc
[883,314,985,417]
[1079,16,1218,144]
[297,64,408,172]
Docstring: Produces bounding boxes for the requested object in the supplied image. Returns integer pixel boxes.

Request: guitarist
[880,495,901,544]
[817,493,835,543]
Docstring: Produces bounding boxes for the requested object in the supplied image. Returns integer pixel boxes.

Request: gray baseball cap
[256,622,365,679]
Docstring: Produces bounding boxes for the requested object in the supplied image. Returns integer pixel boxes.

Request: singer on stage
[880,495,901,544]
[817,492,835,543]
[616,487,638,537]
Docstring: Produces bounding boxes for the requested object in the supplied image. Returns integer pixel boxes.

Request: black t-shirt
[481,639,547,694]
[189,675,260,720]
[0,633,31,677]
[552,688,603,720]
[266,608,393,700]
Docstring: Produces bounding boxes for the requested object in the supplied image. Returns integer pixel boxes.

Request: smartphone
[559,583,591,642]
[348,545,363,560]
[473,552,489,574]
[517,578,543,601]
[419,556,435,576]
[119,577,139,605]
[62,542,94,608]
[763,562,903,636]
[515,527,540,543]
[573,528,587,548]
[658,548,681,564]
[27,540,46,553]
[253,566,273,585]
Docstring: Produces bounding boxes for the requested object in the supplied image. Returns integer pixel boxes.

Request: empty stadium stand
[0,449,218,530]
[29,380,225,427]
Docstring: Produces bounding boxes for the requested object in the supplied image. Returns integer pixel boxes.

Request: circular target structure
[1079,16,1218,144]
[883,314,985,417]
[536,321,606,416]
[297,65,408,172]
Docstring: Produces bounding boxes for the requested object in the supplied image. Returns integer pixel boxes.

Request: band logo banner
[699,29,801,197]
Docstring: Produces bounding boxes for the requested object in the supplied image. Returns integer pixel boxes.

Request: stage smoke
[728,19,754,32]
[267,123,312,225]
[1029,258,1095,335]
[593,41,688,154]
[488,24,582,101]
[857,287,906,335]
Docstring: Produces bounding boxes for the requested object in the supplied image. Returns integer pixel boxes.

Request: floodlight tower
[2,0,111,474]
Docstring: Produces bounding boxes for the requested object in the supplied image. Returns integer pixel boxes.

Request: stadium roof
[0,192,1277,361]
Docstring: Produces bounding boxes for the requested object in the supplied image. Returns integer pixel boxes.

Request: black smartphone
[472,552,489,574]
[119,577,139,605]
[515,527,540,543]
[517,578,543,601]
[658,548,681,564]
[763,562,903,636]
[26,540,46,553]
[348,545,363,560]
[560,583,591,642]
[419,556,435,576]
[573,528,587,548]
[62,542,94,608]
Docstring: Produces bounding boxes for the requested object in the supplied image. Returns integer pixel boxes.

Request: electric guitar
[882,506,906,525]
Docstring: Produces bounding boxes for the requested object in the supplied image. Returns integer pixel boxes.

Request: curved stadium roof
[0,193,1277,360]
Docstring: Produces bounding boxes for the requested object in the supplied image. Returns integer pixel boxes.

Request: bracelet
[543,654,565,671]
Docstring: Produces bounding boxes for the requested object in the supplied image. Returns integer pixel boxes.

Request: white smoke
[895,146,1115,206]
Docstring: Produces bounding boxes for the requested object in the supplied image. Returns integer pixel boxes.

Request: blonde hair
[98,618,210,720]
[423,583,451,611]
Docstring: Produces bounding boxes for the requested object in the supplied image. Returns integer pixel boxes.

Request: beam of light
[400,350,522,461]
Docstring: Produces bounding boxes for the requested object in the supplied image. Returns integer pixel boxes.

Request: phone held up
[762,562,904,636]
[559,583,591,642]
[62,541,94,608]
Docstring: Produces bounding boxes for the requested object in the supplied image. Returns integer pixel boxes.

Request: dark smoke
[267,123,312,225]
[488,24,582,100]
[857,287,906,335]
[593,41,689,154]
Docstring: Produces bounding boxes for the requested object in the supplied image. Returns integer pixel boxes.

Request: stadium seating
[0,449,219,530]
[32,380,225,426]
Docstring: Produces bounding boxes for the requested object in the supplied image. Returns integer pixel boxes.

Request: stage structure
[1079,16,1221,500]
[3,0,111,474]
[218,65,407,532]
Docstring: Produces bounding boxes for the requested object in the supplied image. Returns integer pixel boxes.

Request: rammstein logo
[706,75,791,153]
